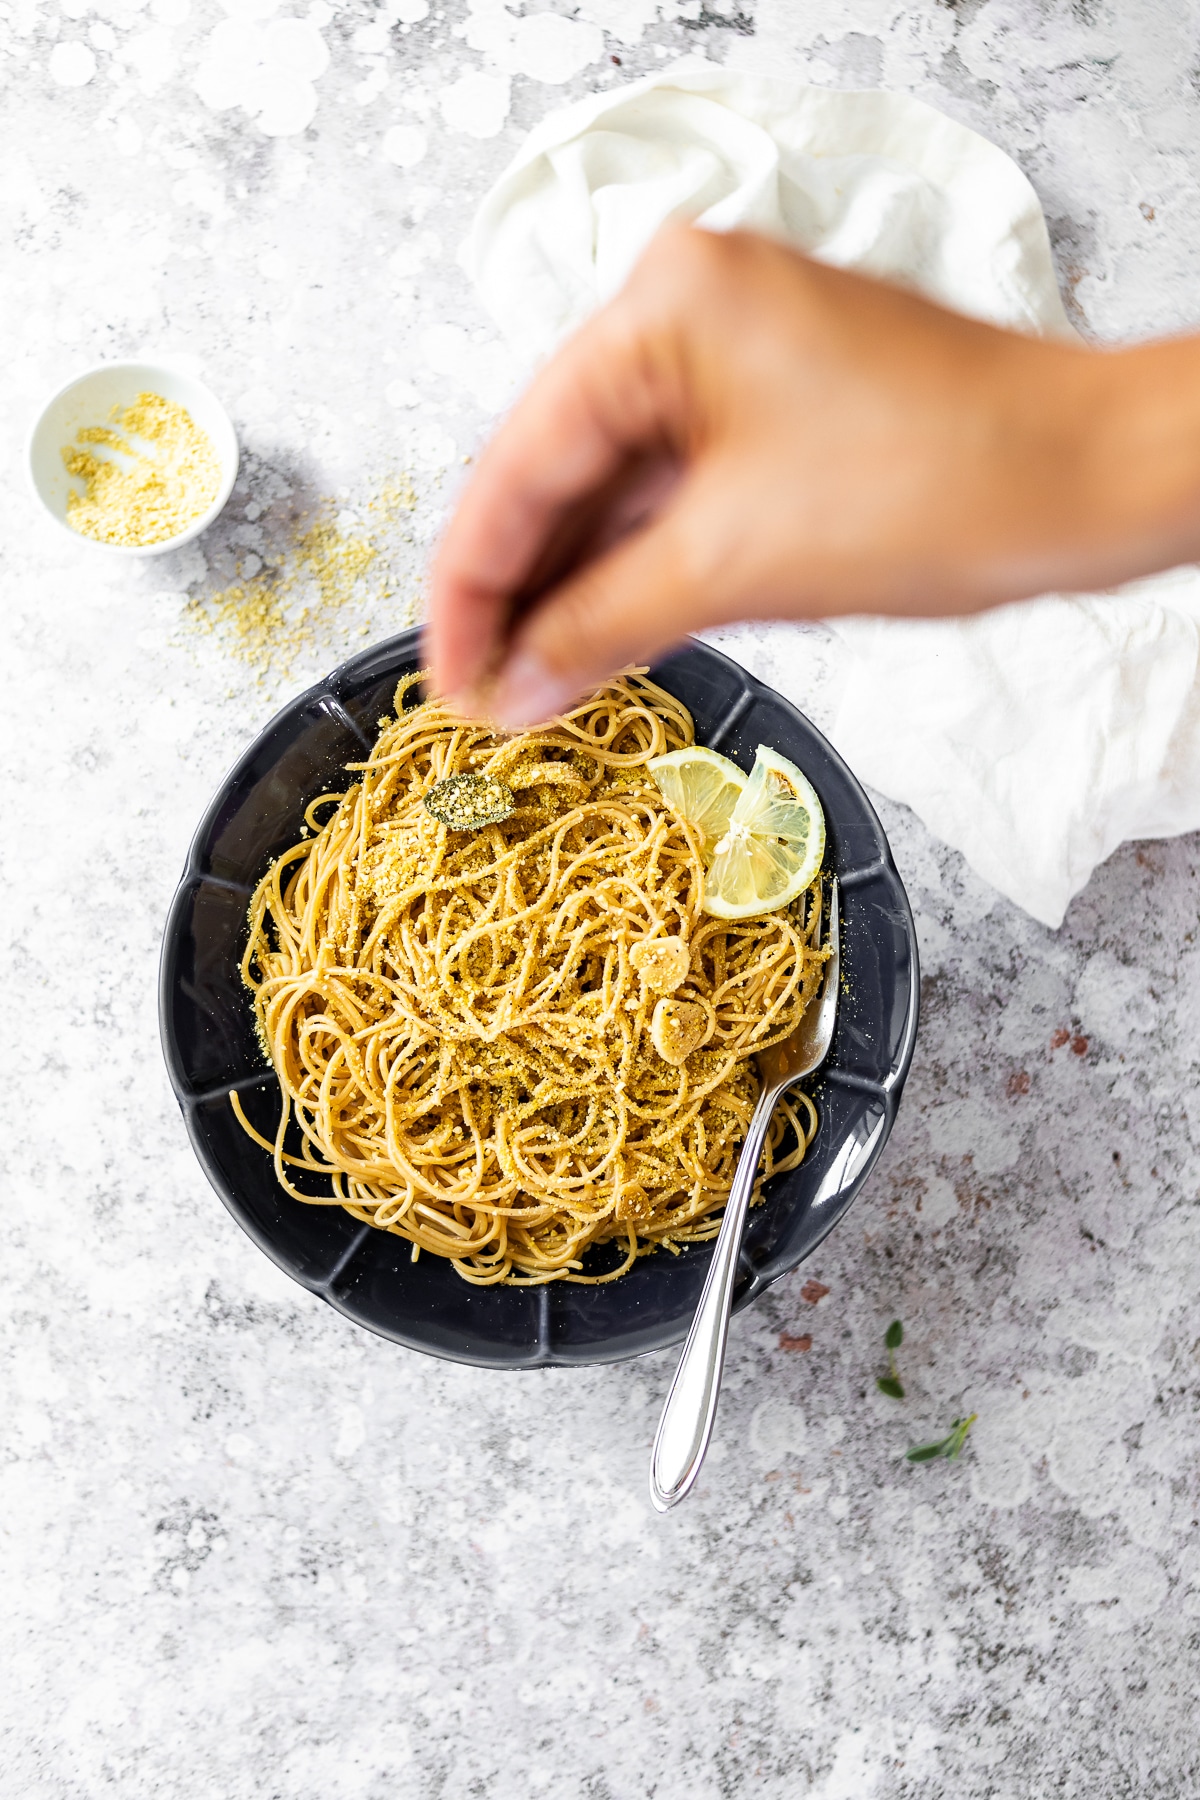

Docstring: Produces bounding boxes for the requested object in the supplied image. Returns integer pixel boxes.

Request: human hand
[427,224,1195,727]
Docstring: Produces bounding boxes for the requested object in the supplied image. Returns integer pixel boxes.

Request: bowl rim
[160,630,921,1367]
[27,358,239,558]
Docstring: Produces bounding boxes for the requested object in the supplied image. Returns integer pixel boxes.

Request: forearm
[851,326,1200,615]
[1073,334,1200,588]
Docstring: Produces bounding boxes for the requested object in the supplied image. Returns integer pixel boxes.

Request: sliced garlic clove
[651,997,706,1066]
[629,935,690,995]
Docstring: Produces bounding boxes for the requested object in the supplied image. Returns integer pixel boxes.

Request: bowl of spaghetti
[160,631,918,1367]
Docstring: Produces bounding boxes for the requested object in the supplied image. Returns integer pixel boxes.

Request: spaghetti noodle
[234,672,826,1284]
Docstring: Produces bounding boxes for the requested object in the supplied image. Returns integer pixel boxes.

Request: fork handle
[649,1081,779,1512]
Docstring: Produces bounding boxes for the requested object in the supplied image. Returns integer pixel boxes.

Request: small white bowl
[28,360,239,556]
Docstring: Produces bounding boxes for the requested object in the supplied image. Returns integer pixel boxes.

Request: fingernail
[490,650,576,730]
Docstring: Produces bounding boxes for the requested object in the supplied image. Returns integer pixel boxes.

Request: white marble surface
[5,1,1200,1795]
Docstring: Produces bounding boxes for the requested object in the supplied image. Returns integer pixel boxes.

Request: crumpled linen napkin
[465,60,1200,926]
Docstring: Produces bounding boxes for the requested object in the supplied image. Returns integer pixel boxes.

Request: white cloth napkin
[465,61,1200,926]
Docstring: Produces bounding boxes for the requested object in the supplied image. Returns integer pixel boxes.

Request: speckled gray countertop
[5,1,1200,1795]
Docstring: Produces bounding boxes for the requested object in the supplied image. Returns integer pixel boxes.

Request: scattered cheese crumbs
[63,391,220,547]
[181,475,418,680]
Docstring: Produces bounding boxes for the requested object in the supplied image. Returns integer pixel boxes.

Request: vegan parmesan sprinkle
[182,478,418,681]
[62,391,221,547]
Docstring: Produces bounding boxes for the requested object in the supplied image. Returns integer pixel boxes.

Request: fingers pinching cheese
[629,935,690,995]
[651,997,706,1065]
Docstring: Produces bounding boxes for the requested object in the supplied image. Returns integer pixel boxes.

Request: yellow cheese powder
[181,479,419,681]
[63,391,221,547]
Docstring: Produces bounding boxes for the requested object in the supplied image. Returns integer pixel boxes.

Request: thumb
[485,472,735,729]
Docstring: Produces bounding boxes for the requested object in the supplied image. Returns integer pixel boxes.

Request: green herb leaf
[880,1318,905,1390]
[424,772,515,830]
[906,1412,977,1464]
[943,1413,977,1459]
[905,1441,946,1463]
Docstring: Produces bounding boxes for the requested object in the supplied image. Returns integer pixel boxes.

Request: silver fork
[649,878,841,1512]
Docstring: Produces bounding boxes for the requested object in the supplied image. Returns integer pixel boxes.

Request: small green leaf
[943,1413,977,1459]
[885,1319,903,1351]
[905,1440,946,1462]
[424,772,515,830]
[876,1376,905,1400]
[906,1413,977,1464]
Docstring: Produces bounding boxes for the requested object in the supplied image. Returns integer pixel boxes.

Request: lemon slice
[702,745,825,919]
[648,745,746,852]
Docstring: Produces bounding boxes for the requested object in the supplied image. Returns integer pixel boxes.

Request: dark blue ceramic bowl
[160,631,918,1367]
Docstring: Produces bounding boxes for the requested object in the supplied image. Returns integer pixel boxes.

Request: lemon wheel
[650,741,825,920]
[703,745,825,919]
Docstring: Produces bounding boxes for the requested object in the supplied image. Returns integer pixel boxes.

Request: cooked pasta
[233,671,826,1284]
